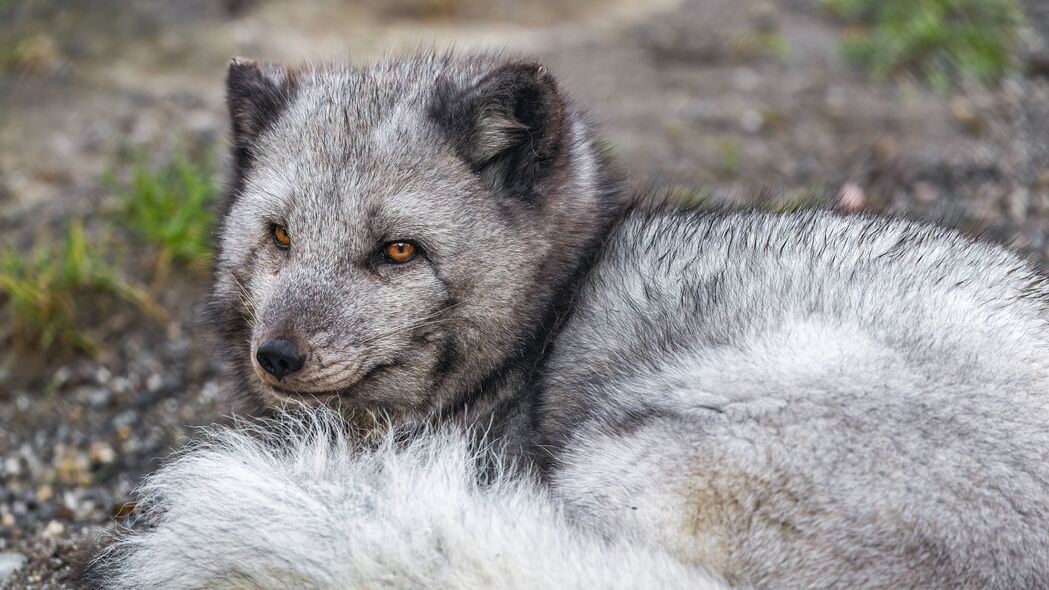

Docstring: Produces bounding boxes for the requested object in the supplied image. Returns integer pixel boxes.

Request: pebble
[90,441,117,465]
[949,97,984,135]
[55,447,92,486]
[95,367,112,384]
[3,457,21,478]
[79,386,113,408]
[836,182,867,213]
[42,520,65,538]
[0,553,27,582]
[52,367,71,388]
[111,376,131,394]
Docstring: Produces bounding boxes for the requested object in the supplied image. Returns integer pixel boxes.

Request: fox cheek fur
[208,56,623,417]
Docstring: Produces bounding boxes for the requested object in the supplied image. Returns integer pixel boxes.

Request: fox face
[210,54,621,423]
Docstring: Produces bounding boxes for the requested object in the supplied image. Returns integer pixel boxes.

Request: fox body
[87,54,1049,589]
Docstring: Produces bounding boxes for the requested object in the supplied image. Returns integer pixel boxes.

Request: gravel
[2,0,1048,587]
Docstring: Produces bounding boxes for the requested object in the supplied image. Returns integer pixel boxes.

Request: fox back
[542,210,1049,588]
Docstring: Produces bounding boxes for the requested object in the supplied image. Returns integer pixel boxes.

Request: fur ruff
[85,407,729,589]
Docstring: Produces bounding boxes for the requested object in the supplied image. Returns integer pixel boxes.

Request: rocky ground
[2,0,1048,586]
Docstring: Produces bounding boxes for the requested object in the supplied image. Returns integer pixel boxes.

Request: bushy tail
[82,407,728,589]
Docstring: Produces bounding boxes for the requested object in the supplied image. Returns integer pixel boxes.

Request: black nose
[256,338,305,380]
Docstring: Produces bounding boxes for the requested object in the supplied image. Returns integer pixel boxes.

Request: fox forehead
[237,80,470,233]
[252,89,442,186]
[249,55,501,164]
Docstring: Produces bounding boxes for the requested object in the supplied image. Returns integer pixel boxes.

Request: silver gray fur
[543,210,1049,588]
[87,53,1049,588]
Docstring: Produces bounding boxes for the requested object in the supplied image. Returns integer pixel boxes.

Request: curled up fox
[84,53,1049,589]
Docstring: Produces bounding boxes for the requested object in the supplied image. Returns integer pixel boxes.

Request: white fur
[89,408,729,589]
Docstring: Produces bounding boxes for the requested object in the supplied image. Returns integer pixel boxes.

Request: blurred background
[1,0,1048,585]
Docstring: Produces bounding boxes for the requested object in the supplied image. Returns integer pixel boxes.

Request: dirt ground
[2,0,1048,586]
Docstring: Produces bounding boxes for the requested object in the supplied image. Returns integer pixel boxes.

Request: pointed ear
[226,58,298,161]
[431,62,569,202]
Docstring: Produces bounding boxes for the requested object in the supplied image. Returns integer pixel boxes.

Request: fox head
[210,53,622,424]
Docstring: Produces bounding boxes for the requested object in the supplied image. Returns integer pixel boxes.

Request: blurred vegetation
[0,147,216,359]
[825,0,1024,87]
[0,31,62,74]
[113,149,217,284]
[0,222,155,355]
[730,30,790,62]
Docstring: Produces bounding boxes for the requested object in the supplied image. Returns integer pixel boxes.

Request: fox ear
[432,62,568,202]
[226,58,298,161]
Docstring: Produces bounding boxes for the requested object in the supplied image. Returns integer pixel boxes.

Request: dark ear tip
[496,61,552,82]
[227,57,260,77]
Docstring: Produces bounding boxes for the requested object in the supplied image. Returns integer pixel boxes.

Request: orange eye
[383,241,417,263]
[272,225,291,249]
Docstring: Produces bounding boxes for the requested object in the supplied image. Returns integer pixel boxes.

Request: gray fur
[88,53,1049,588]
[210,53,621,448]
[85,408,729,590]
[542,210,1049,588]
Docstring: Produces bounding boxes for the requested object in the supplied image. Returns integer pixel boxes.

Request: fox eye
[271,225,291,249]
[383,241,417,263]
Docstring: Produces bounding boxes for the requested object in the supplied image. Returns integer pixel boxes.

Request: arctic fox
[86,54,1049,588]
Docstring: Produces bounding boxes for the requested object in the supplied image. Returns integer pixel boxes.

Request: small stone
[0,552,26,582]
[42,520,64,538]
[55,448,91,486]
[3,457,21,478]
[53,367,71,387]
[95,367,112,383]
[62,491,80,513]
[1,513,14,528]
[35,485,53,503]
[75,499,97,522]
[949,97,984,135]
[146,373,163,392]
[90,441,117,465]
[111,376,131,394]
[79,386,112,408]
[836,182,867,213]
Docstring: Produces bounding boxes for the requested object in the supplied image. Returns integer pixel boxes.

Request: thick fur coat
[542,210,1049,588]
[87,410,728,589]
[84,54,1049,588]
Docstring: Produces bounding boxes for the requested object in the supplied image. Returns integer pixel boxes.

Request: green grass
[114,149,217,282]
[0,148,217,359]
[0,221,155,354]
[825,0,1024,87]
